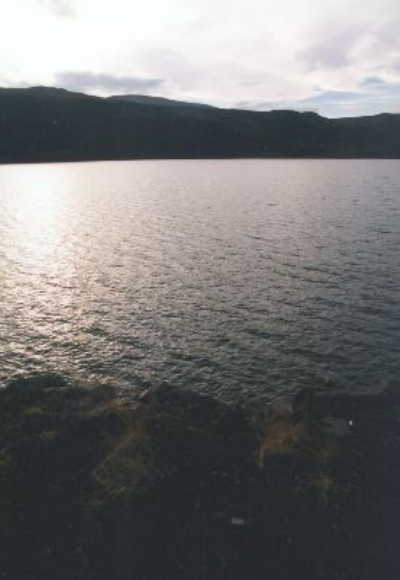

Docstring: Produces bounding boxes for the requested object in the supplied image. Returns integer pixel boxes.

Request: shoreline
[1,153,400,166]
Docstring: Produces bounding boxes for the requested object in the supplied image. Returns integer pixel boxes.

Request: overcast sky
[1,0,399,117]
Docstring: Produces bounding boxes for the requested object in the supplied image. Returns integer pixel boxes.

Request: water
[0,159,399,402]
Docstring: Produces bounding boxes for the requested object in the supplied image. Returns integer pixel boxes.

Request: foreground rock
[0,374,399,579]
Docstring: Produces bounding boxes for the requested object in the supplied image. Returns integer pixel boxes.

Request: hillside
[0,86,399,163]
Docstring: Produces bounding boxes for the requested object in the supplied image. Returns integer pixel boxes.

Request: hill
[0,86,399,163]
[107,93,214,109]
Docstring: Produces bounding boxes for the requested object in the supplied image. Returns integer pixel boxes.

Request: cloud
[55,71,164,94]
[298,25,363,71]
[234,81,400,118]
[297,2,400,79]
[391,61,400,73]
[360,76,387,87]
[235,90,363,111]
[302,90,363,104]
[302,86,400,117]
[40,0,75,18]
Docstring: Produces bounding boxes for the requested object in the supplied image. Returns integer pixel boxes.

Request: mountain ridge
[107,93,215,109]
[0,86,399,163]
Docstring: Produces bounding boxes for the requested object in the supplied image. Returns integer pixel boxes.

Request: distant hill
[107,94,214,109]
[0,86,399,163]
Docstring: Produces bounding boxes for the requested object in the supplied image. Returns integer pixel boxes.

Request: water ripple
[0,159,399,400]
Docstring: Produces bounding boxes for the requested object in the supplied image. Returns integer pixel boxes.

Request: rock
[0,376,400,579]
[323,416,352,437]
[6,372,68,392]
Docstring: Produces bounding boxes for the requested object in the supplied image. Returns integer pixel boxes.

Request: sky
[1,0,399,117]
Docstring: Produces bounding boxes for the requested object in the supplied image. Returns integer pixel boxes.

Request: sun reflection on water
[3,164,70,273]
[0,163,85,382]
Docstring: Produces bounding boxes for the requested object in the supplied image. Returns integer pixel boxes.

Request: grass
[94,399,159,500]
[256,401,343,504]
[257,413,307,466]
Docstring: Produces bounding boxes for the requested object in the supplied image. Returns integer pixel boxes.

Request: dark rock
[0,376,399,579]
[6,372,68,392]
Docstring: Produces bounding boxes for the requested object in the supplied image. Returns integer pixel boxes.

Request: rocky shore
[1,374,399,579]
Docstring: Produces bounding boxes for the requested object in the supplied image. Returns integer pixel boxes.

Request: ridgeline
[0,86,399,163]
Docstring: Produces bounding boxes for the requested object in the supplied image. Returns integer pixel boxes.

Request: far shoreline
[1,152,400,167]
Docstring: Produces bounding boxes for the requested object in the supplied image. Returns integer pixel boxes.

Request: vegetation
[0,86,399,163]
[0,374,399,578]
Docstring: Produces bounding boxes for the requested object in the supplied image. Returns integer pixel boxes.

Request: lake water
[0,159,399,403]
